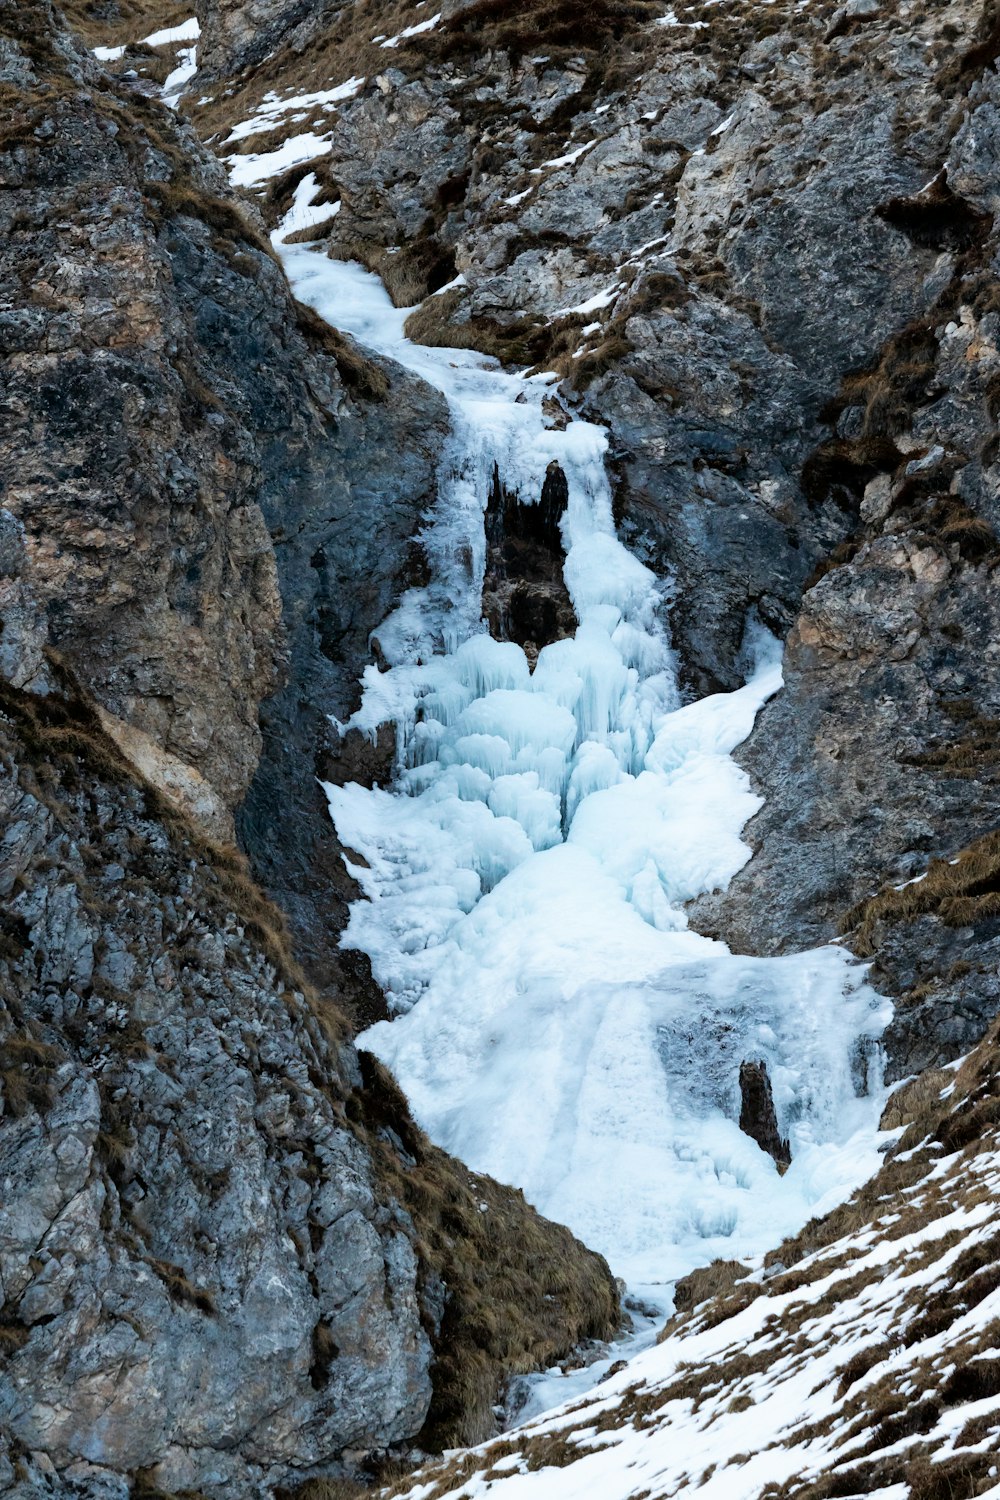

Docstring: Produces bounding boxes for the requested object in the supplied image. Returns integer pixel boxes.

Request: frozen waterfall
[278,211,891,1313]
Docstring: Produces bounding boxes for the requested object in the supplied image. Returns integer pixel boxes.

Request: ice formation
[276,202,891,1309]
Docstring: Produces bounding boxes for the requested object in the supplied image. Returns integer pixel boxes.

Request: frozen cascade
[277,207,892,1318]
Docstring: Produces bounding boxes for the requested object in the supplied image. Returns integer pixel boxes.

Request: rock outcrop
[738,1059,791,1170]
[0,665,431,1498]
[2,10,285,837]
[0,645,618,1496]
[689,49,1000,1077]
[1,0,448,997]
[482,462,576,662]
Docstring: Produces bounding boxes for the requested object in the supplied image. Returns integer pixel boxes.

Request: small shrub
[0,1034,65,1119]
[876,177,990,253]
[146,1257,217,1316]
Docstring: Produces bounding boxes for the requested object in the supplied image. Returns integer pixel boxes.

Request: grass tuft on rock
[840,828,1000,957]
[294,299,390,401]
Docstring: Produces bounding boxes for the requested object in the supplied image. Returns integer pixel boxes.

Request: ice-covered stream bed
[276,198,891,1355]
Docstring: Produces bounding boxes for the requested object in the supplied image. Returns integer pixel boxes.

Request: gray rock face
[0,677,430,1498]
[690,211,1000,1077]
[1,35,283,835]
[1,0,448,991]
[235,345,446,1009]
[584,289,834,694]
[197,0,984,695]
[0,658,619,1495]
[0,6,620,1493]
[8,0,1000,1484]
[196,0,339,82]
[0,512,47,694]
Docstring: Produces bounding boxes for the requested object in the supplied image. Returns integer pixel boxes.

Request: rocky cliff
[193,0,988,697]
[0,644,618,1496]
[1,0,452,1001]
[0,6,619,1493]
[4,0,1000,1493]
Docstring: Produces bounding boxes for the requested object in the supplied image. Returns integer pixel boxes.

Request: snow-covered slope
[381,1024,1000,1500]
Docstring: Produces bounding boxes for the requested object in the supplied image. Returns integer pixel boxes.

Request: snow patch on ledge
[226,75,364,144]
[271,173,341,244]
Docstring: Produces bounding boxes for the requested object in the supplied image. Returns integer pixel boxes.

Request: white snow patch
[558,284,622,316]
[94,17,199,104]
[163,44,198,107]
[228,132,334,187]
[143,16,199,45]
[381,10,441,46]
[657,7,709,25]
[226,75,364,144]
[388,1131,1000,1499]
[271,173,341,244]
[434,273,468,296]
[534,139,598,171]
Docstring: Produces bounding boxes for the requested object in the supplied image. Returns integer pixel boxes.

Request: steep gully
[273,177,893,1402]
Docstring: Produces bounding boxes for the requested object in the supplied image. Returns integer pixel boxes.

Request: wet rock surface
[482,461,577,662]
[233,335,446,1005]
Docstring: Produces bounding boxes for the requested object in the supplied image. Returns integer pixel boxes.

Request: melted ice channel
[276,203,891,1307]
